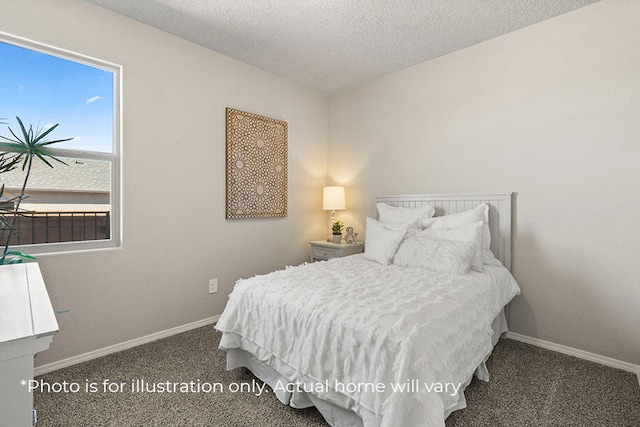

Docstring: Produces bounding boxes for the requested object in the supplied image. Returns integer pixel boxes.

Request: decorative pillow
[393,235,475,274]
[363,217,407,265]
[421,203,498,264]
[418,221,484,271]
[377,202,435,224]
[380,218,421,242]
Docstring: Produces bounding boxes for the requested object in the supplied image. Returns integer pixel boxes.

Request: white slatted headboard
[374,193,513,271]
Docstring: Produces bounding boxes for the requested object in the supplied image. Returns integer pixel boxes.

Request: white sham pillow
[421,203,498,265]
[364,217,407,265]
[382,218,421,241]
[417,221,484,271]
[393,235,475,274]
[377,202,435,224]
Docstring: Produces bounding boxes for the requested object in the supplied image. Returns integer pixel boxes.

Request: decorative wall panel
[225,108,288,219]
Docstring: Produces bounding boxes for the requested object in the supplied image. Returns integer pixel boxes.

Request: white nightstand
[309,240,364,262]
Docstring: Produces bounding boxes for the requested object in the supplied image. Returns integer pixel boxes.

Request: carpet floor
[33,325,640,426]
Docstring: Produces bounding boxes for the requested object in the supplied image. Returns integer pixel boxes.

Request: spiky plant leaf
[0,116,72,261]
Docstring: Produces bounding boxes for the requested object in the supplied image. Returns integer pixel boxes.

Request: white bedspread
[216,254,520,426]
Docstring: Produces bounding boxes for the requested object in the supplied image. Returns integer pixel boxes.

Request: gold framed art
[225,108,288,219]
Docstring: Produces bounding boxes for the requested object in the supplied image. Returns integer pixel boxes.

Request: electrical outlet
[209,278,218,294]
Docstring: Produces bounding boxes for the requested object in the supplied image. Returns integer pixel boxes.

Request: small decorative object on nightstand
[309,240,364,262]
[344,226,357,243]
[331,219,344,243]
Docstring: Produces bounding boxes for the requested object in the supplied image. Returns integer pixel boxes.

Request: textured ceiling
[84,0,602,93]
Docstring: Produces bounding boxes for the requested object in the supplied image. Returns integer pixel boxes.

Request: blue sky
[0,41,113,153]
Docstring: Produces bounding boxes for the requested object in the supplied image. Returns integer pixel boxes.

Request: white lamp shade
[322,186,346,211]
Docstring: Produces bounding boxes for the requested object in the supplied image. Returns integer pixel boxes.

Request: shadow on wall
[507,235,537,339]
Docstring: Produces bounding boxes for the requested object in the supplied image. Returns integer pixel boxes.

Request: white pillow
[377,203,435,224]
[381,218,421,242]
[364,217,407,265]
[393,235,475,274]
[421,203,498,264]
[418,221,484,271]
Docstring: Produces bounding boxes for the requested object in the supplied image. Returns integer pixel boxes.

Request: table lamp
[322,186,346,241]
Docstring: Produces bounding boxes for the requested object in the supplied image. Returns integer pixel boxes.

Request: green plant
[331,219,344,235]
[0,116,71,264]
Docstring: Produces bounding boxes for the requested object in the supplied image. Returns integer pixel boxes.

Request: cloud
[85,95,103,104]
[43,123,55,130]
[74,136,82,140]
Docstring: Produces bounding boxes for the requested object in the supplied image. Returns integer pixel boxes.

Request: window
[0,32,121,254]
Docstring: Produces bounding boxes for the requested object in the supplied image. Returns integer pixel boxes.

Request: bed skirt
[222,308,508,427]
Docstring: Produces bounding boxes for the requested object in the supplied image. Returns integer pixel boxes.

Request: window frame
[0,31,122,254]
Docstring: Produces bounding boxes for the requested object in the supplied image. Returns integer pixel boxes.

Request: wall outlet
[209,278,218,294]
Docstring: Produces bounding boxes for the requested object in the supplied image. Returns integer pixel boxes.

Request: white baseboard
[505,332,640,387]
[35,315,220,376]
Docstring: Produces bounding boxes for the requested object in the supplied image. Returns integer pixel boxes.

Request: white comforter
[216,254,520,426]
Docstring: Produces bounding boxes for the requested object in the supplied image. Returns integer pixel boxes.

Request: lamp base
[326,209,336,241]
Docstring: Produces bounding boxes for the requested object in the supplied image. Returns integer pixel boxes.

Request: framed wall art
[225,108,288,219]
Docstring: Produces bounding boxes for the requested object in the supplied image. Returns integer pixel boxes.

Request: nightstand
[309,240,364,262]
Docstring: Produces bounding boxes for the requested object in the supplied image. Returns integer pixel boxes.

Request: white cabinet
[0,263,58,426]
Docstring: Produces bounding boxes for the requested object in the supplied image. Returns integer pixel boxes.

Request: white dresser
[0,263,58,426]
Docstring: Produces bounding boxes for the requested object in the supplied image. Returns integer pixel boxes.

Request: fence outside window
[0,211,110,246]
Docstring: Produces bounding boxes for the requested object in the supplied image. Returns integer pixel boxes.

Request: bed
[215,193,520,426]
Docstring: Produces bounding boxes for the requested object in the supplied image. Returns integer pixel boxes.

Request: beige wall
[1,0,328,366]
[329,0,640,365]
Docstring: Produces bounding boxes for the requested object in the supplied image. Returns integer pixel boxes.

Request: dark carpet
[33,325,640,426]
